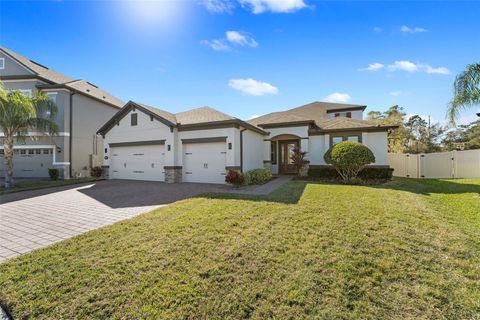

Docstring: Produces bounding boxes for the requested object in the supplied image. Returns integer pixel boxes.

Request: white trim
[40,88,70,93]
[0,57,4,70]
[0,131,70,137]
[1,78,47,84]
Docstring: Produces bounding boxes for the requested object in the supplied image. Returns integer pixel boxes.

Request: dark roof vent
[86,81,98,88]
[86,89,90,92]
[30,60,49,69]
[103,96,106,99]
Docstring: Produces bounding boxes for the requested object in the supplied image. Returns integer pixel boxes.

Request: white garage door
[183,142,226,184]
[110,144,165,181]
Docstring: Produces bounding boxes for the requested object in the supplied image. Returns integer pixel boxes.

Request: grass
[0,177,101,195]
[0,178,479,319]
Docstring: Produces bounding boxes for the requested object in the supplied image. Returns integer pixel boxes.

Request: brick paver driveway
[0,180,227,263]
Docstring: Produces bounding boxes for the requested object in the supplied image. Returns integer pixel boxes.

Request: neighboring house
[98,101,395,184]
[0,47,124,179]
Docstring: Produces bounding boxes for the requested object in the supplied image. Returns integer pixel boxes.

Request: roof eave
[309,125,399,135]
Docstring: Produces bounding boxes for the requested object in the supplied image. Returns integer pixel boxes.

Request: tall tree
[442,119,480,150]
[368,105,410,153]
[448,63,480,124]
[0,86,58,188]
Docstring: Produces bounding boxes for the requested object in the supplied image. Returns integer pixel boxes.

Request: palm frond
[448,63,480,125]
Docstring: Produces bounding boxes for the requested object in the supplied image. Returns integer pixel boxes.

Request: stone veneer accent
[164,166,182,183]
[101,165,110,179]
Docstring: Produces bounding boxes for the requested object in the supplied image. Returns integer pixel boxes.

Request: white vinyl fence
[388,150,480,178]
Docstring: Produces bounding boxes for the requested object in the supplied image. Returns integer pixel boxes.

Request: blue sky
[1,0,479,124]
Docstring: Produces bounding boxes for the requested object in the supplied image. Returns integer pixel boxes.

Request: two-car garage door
[109,141,227,184]
[183,142,226,184]
[110,144,165,181]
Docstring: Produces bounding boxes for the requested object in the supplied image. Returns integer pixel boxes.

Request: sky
[1,0,479,125]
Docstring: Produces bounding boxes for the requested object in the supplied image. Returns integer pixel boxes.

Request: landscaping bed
[0,178,479,319]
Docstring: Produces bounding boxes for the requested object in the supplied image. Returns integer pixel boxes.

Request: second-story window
[0,58,4,70]
[131,113,138,126]
[346,112,352,118]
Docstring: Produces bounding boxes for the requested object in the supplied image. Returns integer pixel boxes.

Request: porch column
[300,138,309,160]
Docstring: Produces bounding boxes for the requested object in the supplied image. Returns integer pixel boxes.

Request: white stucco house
[97,101,396,184]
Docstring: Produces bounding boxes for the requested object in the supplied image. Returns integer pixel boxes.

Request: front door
[279,140,299,174]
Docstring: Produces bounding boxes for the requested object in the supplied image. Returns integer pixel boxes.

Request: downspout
[240,128,247,172]
[69,91,76,178]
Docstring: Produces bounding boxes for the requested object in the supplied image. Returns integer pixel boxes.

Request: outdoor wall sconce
[167,145,171,151]
[228,142,232,150]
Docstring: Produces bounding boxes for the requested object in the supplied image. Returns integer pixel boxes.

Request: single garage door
[0,148,53,178]
[110,144,165,181]
[183,142,226,184]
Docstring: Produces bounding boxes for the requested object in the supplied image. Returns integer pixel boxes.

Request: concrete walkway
[228,175,293,195]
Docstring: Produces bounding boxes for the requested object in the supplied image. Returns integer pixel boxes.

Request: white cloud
[424,65,450,75]
[359,62,384,72]
[228,78,278,96]
[225,31,258,47]
[324,92,351,103]
[386,60,450,75]
[400,25,428,33]
[390,91,401,97]
[373,26,382,33]
[388,60,419,72]
[201,39,231,51]
[203,30,258,51]
[200,0,235,13]
[239,0,307,14]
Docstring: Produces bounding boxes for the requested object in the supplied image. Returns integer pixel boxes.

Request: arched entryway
[271,134,301,174]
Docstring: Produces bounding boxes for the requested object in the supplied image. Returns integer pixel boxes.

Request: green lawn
[0,178,101,195]
[1,178,479,319]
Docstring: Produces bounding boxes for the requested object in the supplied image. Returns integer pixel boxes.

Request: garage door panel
[111,145,165,181]
[183,142,226,184]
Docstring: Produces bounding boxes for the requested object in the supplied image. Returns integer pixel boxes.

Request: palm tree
[448,63,480,125]
[0,86,58,188]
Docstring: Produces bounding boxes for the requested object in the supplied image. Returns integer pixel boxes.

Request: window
[43,149,51,155]
[0,58,4,69]
[28,149,34,155]
[14,149,19,155]
[0,149,4,156]
[334,113,340,118]
[46,92,57,104]
[35,149,41,155]
[346,112,352,118]
[19,89,32,97]
[20,149,26,155]
[131,113,138,126]
[270,141,277,164]
[332,136,343,145]
[347,135,359,142]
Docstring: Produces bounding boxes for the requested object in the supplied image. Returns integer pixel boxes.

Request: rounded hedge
[324,141,375,182]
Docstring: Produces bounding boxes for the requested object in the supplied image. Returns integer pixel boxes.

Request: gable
[98,102,176,137]
[0,51,35,77]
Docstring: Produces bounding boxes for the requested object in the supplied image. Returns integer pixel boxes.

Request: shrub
[324,141,375,183]
[290,147,309,176]
[308,166,393,180]
[48,168,59,180]
[247,168,272,184]
[225,169,245,187]
[90,166,103,178]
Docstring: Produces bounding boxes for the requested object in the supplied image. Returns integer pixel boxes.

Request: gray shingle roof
[175,106,234,124]
[1,46,72,84]
[1,46,123,108]
[248,101,367,127]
